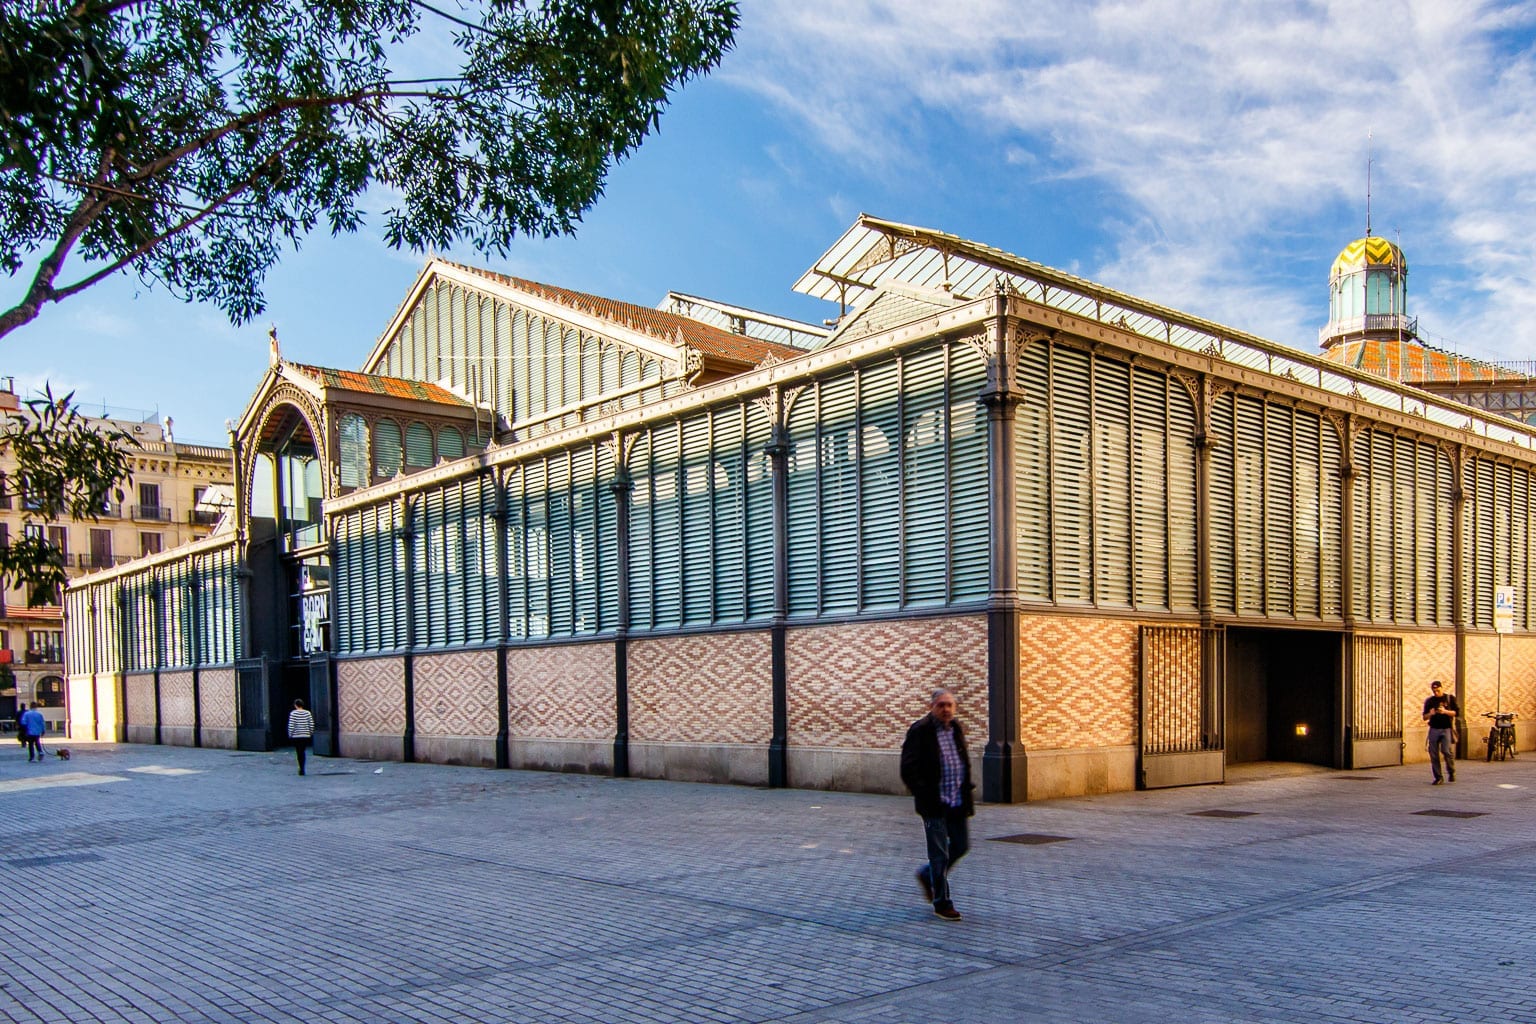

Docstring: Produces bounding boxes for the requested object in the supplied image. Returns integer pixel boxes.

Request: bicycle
[1484,711,1518,762]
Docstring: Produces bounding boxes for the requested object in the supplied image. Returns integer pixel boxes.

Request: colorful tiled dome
[1330,236,1406,279]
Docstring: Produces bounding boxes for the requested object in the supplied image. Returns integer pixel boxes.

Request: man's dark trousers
[921,806,969,904]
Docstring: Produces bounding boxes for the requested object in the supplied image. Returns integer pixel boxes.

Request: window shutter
[712,404,746,623]
[374,420,402,479]
[1015,341,1051,601]
[680,412,714,624]
[1048,346,1092,606]
[1092,356,1132,608]
[818,374,858,613]
[648,423,681,628]
[626,433,654,632]
[860,359,901,609]
[547,452,573,636]
[1264,403,1295,616]
[405,422,434,468]
[1207,393,1235,614]
[744,405,774,621]
[948,344,988,602]
[1132,367,1171,611]
[504,468,528,639]
[339,414,368,488]
[438,427,465,462]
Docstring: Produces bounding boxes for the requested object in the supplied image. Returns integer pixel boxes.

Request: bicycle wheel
[1488,730,1498,761]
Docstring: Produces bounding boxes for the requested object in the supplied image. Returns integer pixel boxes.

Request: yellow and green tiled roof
[1330,236,1407,278]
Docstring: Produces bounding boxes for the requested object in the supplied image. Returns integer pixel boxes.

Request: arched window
[405,422,434,468]
[437,426,464,461]
[338,414,368,488]
[35,676,64,709]
[374,419,402,479]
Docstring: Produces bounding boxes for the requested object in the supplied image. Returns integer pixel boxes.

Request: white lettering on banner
[302,590,330,653]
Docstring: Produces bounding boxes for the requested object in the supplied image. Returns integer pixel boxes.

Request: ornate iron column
[764,386,791,789]
[609,438,634,779]
[978,287,1030,803]
[398,496,417,763]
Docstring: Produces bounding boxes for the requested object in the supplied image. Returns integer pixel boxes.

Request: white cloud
[733,0,1536,358]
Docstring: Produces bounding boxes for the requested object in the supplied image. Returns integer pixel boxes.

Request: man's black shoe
[933,903,962,922]
[1432,778,1443,785]
[915,869,933,904]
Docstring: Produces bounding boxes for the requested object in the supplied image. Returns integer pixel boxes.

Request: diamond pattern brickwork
[338,657,406,736]
[1019,615,1138,748]
[414,649,497,738]
[630,632,772,745]
[1465,634,1500,715]
[1402,631,1455,722]
[506,643,615,741]
[1498,635,1536,728]
[198,669,236,731]
[125,674,156,726]
[786,617,987,749]
[159,672,195,728]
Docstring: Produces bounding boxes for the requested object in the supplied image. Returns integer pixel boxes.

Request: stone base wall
[125,673,157,745]
[159,671,196,747]
[337,657,405,761]
[1017,614,1140,800]
[413,649,497,767]
[199,668,237,749]
[506,642,614,775]
[65,673,122,742]
[785,616,987,794]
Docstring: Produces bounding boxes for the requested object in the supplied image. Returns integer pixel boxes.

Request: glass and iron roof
[795,214,1536,454]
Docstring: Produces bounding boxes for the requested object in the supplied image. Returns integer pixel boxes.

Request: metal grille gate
[1349,635,1402,768]
[1139,625,1224,789]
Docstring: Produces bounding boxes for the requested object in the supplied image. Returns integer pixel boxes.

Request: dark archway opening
[1225,628,1342,767]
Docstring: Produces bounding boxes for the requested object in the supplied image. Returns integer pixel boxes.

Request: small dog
[53,748,70,761]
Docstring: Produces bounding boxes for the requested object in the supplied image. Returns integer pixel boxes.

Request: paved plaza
[1,740,1533,1024]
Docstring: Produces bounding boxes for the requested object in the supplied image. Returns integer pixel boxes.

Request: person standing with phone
[1423,680,1458,785]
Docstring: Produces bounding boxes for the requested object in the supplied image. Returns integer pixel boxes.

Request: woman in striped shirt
[288,699,315,776]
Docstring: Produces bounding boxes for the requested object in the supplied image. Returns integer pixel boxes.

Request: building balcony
[1319,314,1417,345]
[189,509,222,526]
[130,504,172,522]
[24,650,62,665]
[76,553,133,570]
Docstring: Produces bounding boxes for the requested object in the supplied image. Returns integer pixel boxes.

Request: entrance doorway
[1225,628,1342,767]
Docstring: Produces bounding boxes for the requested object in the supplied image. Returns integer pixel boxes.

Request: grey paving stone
[2,745,1533,1022]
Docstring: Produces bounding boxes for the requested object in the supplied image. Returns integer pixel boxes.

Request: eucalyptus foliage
[0,387,136,605]
[0,0,739,338]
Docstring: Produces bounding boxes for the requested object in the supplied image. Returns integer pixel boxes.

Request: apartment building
[0,378,233,734]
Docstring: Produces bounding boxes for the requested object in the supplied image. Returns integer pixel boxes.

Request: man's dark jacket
[899,714,975,818]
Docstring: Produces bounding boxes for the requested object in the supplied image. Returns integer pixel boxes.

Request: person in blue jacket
[19,702,47,763]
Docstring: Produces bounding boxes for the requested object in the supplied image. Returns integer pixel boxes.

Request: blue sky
[7,0,1536,444]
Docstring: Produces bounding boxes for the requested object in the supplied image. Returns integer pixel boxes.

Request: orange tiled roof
[1325,340,1525,384]
[444,262,804,368]
[290,364,471,406]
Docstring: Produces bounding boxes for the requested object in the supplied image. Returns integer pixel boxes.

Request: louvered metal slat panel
[569,445,599,635]
[595,442,619,632]
[538,317,557,418]
[1391,436,1416,625]
[744,406,774,620]
[1495,463,1515,629]
[648,422,682,629]
[1319,416,1344,619]
[547,452,574,636]
[818,373,859,613]
[948,345,988,602]
[1132,367,1170,611]
[626,434,654,632]
[1233,395,1265,615]
[1368,432,1396,622]
[1167,376,1199,613]
[438,427,465,461]
[379,502,404,650]
[1208,394,1236,614]
[511,309,530,425]
[860,359,901,609]
[1264,404,1295,617]
[493,302,512,424]
[525,461,552,637]
[1413,442,1437,624]
[405,422,434,468]
[374,419,402,480]
[417,286,435,380]
[339,414,367,488]
[785,388,820,617]
[1350,432,1374,621]
[1511,467,1530,631]
[1092,357,1133,608]
[1293,412,1322,617]
[600,343,618,396]
[712,405,746,623]
[680,412,714,624]
[443,483,470,645]
[902,347,950,606]
[1048,346,1092,606]
[504,468,529,639]
[1015,341,1051,601]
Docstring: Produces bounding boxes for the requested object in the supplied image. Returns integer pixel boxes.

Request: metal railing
[130,504,172,522]
[189,509,222,526]
[75,553,132,569]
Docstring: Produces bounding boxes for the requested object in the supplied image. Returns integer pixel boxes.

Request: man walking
[19,702,46,763]
[1423,680,1458,785]
[899,687,974,921]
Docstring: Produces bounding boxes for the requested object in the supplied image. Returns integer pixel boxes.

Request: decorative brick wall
[125,674,156,727]
[159,671,195,729]
[414,649,497,739]
[786,616,987,750]
[506,643,614,741]
[1401,631,1456,724]
[629,632,771,745]
[199,669,236,731]
[1018,615,1139,749]
[337,657,406,737]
